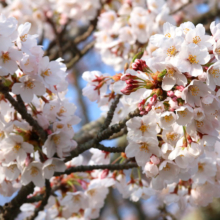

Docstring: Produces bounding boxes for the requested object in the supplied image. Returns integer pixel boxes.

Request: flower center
[197,111,203,117]
[1,52,10,63]
[210,68,220,78]
[178,110,187,117]
[167,46,177,57]
[196,120,204,128]
[30,167,39,176]
[165,33,171,38]
[215,47,220,54]
[164,115,173,122]
[47,164,55,170]
[166,132,178,141]
[139,124,149,133]
[188,55,199,64]
[53,135,60,145]
[138,23,145,30]
[163,164,170,171]
[24,80,35,89]
[183,28,190,35]
[88,189,96,196]
[192,36,201,44]
[167,68,175,77]
[189,85,199,96]
[140,142,149,152]
[41,69,52,77]
[73,194,81,202]
[20,34,28,42]
[14,144,21,151]
[57,106,67,116]
[198,163,204,172]
[9,164,17,172]
[56,124,64,129]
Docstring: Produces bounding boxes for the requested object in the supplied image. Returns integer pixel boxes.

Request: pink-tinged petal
[191,64,203,77]
[20,90,34,103]
[162,76,176,91]
[22,142,34,153]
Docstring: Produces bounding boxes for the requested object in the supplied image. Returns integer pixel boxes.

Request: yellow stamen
[196,120,204,128]
[188,55,199,64]
[138,24,145,30]
[140,143,149,152]
[20,34,28,42]
[30,167,39,176]
[53,135,60,145]
[14,144,21,151]
[57,106,66,116]
[41,69,52,78]
[193,36,201,44]
[164,163,170,171]
[164,115,173,122]
[189,85,199,96]
[165,33,171,38]
[139,124,149,133]
[167,46,177,57]
[166,132,178,141]
[87,189,96,196]
[1,52,10,63]
[24,80,35,89]
[178,110,187,117]
[210,68,220,78]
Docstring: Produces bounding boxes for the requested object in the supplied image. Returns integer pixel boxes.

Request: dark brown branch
[74,117,105,144]
[46,17,63,57]
[0,82,47,142]
[100,94,122,131]
[95,144,125,153]
[66,40,95,69]
[0,182,35,220]
[55,162,138,176]
[71,69,90,125]
[26,180,51,220]
[66,108,140,161]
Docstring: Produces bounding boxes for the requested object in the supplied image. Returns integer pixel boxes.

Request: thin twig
[100,94,122,131]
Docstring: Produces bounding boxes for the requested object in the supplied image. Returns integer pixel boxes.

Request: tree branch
[0,182,35,220]
[26,180,51,220]
[66,40,95,69]
[0,82,47,142]
[100,94,122,131]
[55,162,138,176]
[66,108,140,161]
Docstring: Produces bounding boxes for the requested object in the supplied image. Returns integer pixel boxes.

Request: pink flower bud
[176,85,185,92]
[100,169,109,179]
[150,155,160,165]
[145,105,152,112]
[167,91,174,97]
[149,94,157,105]
[172,96,178,101]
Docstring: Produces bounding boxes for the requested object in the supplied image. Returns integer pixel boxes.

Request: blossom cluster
[81,20,220,217]
[94,0,210,71]
[0,0,101,39]
[0,14,80,196]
